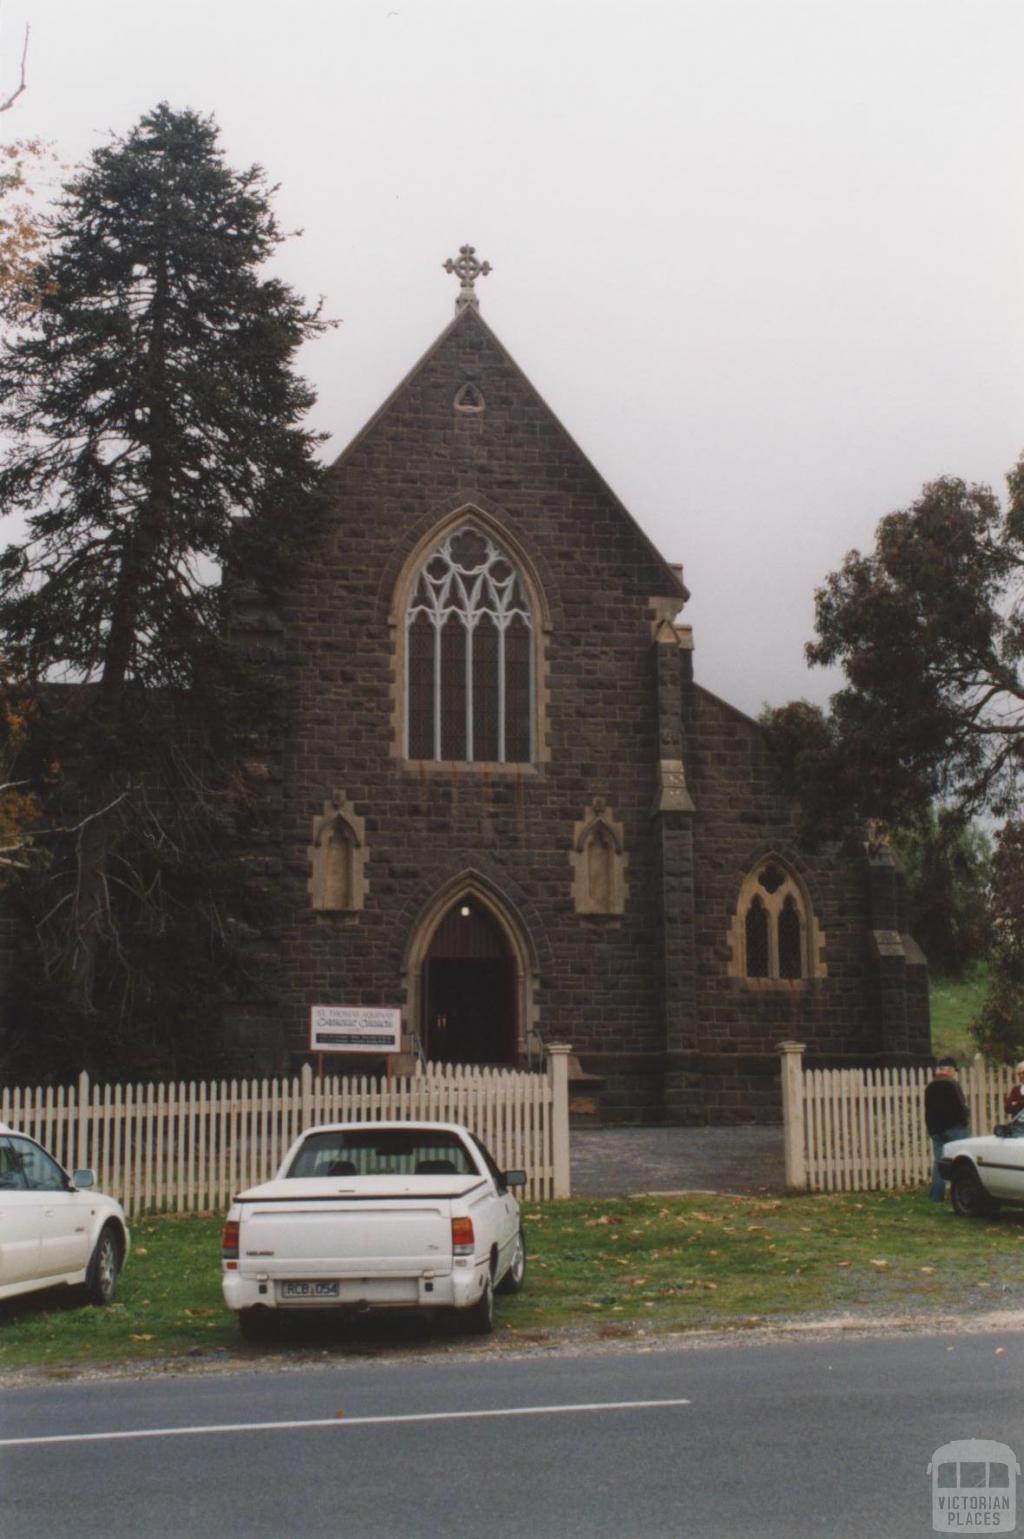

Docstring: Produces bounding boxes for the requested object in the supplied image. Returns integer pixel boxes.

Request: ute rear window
[286,1130,477,1179]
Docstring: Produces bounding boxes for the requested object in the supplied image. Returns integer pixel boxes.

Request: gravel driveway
[571,1124,786,1198]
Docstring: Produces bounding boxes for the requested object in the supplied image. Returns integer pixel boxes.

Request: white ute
[221,1121,527,1339]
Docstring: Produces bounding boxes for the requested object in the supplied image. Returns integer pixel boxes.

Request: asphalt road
[2,1329,1022,1538]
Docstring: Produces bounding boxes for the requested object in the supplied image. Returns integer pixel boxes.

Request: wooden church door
[422,899,516,1066]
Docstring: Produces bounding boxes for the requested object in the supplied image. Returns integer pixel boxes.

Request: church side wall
[682,685,928,1122]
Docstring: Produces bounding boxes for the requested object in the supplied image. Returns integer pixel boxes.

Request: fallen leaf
[919,1266,936,1276]
[128,1333,156,1342]
[837,1261,852,1269]
[869,1260,889,1270]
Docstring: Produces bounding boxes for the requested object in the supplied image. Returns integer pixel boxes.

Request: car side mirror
[994,1125,1010,1139]
[504,1169,527,1188]
[72,1168,96,1189]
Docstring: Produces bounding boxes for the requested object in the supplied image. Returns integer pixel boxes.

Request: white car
[222,1121,527,1339]
[0,1123,130,1305]
[940,1115,1024,1218]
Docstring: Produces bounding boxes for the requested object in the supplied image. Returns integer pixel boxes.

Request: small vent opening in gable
[454,382,485,415]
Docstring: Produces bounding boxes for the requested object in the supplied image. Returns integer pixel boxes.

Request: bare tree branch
[0,24,29,114]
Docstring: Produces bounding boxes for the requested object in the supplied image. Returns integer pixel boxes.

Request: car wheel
[85,1223,122,1305]
[496,1225,526,1295]
[950,1163,998,1219]
[462,1275,495,1335]
[238,1307,280,1342]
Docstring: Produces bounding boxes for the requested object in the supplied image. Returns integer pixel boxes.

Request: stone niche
[308,792,367,912]
[570,798,628,916]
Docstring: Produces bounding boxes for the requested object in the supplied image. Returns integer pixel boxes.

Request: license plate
[281,1280,340,1299]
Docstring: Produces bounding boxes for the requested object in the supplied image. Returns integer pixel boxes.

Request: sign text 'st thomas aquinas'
[310,1006,402,1055]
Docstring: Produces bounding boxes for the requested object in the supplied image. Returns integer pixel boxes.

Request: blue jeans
[930,1126,969,1200]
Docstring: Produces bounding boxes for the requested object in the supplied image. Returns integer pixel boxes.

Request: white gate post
[778,1041,807,1191]
[76,1070,90,1173]
[546,1044,572,1198]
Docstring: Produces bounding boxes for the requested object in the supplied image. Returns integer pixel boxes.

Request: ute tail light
[451,1216,475,1256]
[222,1218,240,1267]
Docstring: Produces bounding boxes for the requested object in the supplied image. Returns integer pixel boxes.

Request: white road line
[0,1397,692,1449]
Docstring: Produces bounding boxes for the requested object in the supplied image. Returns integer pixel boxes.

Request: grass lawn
[930,965,989,1062]
[3,1190,1024,1374]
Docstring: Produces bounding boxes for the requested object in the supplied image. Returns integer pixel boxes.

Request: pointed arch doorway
[422,897,517,1065]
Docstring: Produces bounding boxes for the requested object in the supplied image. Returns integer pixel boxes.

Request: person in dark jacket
[924,1057,970,1201]
[1005,1062,1024,1120]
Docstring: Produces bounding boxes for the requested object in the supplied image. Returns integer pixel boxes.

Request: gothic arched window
[405,525,534,763]
[729,859,825,983]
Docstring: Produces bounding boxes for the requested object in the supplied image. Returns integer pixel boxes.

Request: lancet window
[732,860,819,982]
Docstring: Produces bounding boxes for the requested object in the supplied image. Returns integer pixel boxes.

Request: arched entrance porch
[403,879,538,1067]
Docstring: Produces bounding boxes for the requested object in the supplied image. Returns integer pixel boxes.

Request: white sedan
[0,1123,130,1305]
[940,1115,1024,1218]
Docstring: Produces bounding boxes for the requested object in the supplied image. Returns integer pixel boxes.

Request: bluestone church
[240,246,929,1122]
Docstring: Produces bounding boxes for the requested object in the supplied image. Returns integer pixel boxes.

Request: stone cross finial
[443,244,492,312]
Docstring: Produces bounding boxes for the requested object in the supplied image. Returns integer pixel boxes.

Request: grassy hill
[929,964,989,1062]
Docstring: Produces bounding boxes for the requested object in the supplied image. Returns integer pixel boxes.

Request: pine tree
[0,104,330,1077]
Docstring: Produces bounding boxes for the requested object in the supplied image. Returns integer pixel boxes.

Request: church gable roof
[330,303,687,605]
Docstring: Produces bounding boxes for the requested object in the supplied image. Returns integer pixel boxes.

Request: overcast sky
[5,0,1023,716]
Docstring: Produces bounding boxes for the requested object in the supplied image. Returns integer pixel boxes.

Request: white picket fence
[779,1041,1011,1193]
[1,1050,572,1216]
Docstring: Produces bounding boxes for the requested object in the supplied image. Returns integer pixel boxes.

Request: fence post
[300,1061,314,1130]
[546,1043,572,1198]
[76,1070,90,1173]
[778,1041,807,1191]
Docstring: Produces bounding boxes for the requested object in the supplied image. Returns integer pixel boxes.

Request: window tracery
[728,859,826,983]
[405,524,534,763]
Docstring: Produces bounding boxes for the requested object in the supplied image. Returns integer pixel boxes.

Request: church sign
[310,1006,402,1055]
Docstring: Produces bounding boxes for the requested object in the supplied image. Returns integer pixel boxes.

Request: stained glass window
[745,898,770,978]
[405,524,533,762]
[472,616,499,763]
[778,895,802,979]
[504,614,532,764]
[407,612,435,760]
[440,618,467,761]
